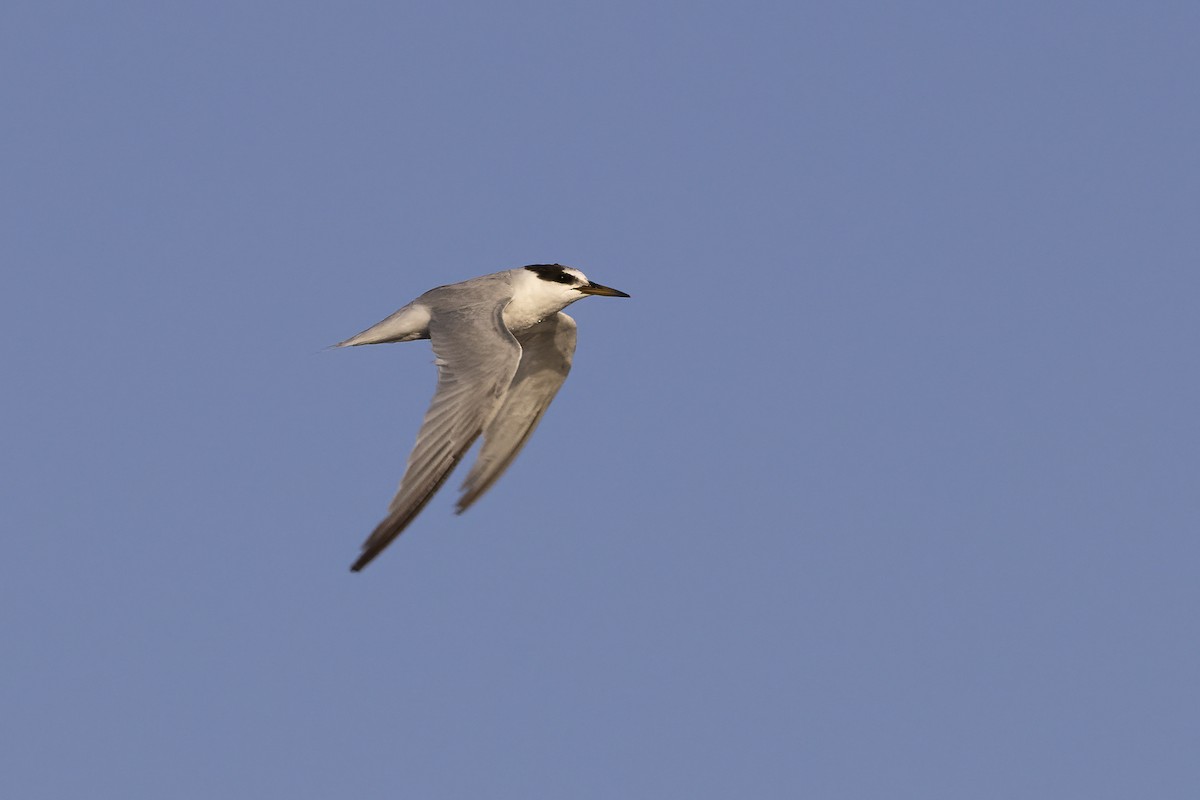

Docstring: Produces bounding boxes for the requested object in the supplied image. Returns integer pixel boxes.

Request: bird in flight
[336,264,630,571]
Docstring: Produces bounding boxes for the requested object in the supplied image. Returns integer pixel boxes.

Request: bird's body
[337,264,629,571]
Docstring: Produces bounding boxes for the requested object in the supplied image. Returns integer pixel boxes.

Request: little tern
[337,264,630,571]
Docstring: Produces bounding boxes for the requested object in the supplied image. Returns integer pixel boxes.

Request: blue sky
[3,2,1198,797]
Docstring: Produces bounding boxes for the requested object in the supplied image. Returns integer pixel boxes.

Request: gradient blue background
[4,2,1198,797]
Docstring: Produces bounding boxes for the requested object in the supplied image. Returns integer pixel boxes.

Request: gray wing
[456,312,577,513]
[350,300,521,571]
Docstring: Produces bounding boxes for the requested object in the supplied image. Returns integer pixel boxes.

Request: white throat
[502,268,582,331]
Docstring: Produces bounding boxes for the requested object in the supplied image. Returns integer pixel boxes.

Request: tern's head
[521,264,630,304]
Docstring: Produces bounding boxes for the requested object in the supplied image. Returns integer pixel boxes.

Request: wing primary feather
[456,312,577,513]
[350,300,520,571]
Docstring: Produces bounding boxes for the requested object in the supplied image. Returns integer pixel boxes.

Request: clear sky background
[3,2,1198,798]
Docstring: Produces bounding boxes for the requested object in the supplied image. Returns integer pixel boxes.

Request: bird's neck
[502,272,577,331]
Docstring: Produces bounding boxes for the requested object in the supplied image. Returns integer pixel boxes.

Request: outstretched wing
[351,301,520,571]
[456,312,577,513]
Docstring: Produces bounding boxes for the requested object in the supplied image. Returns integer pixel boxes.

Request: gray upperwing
[456,312,578,513]
[351,299,521,571]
